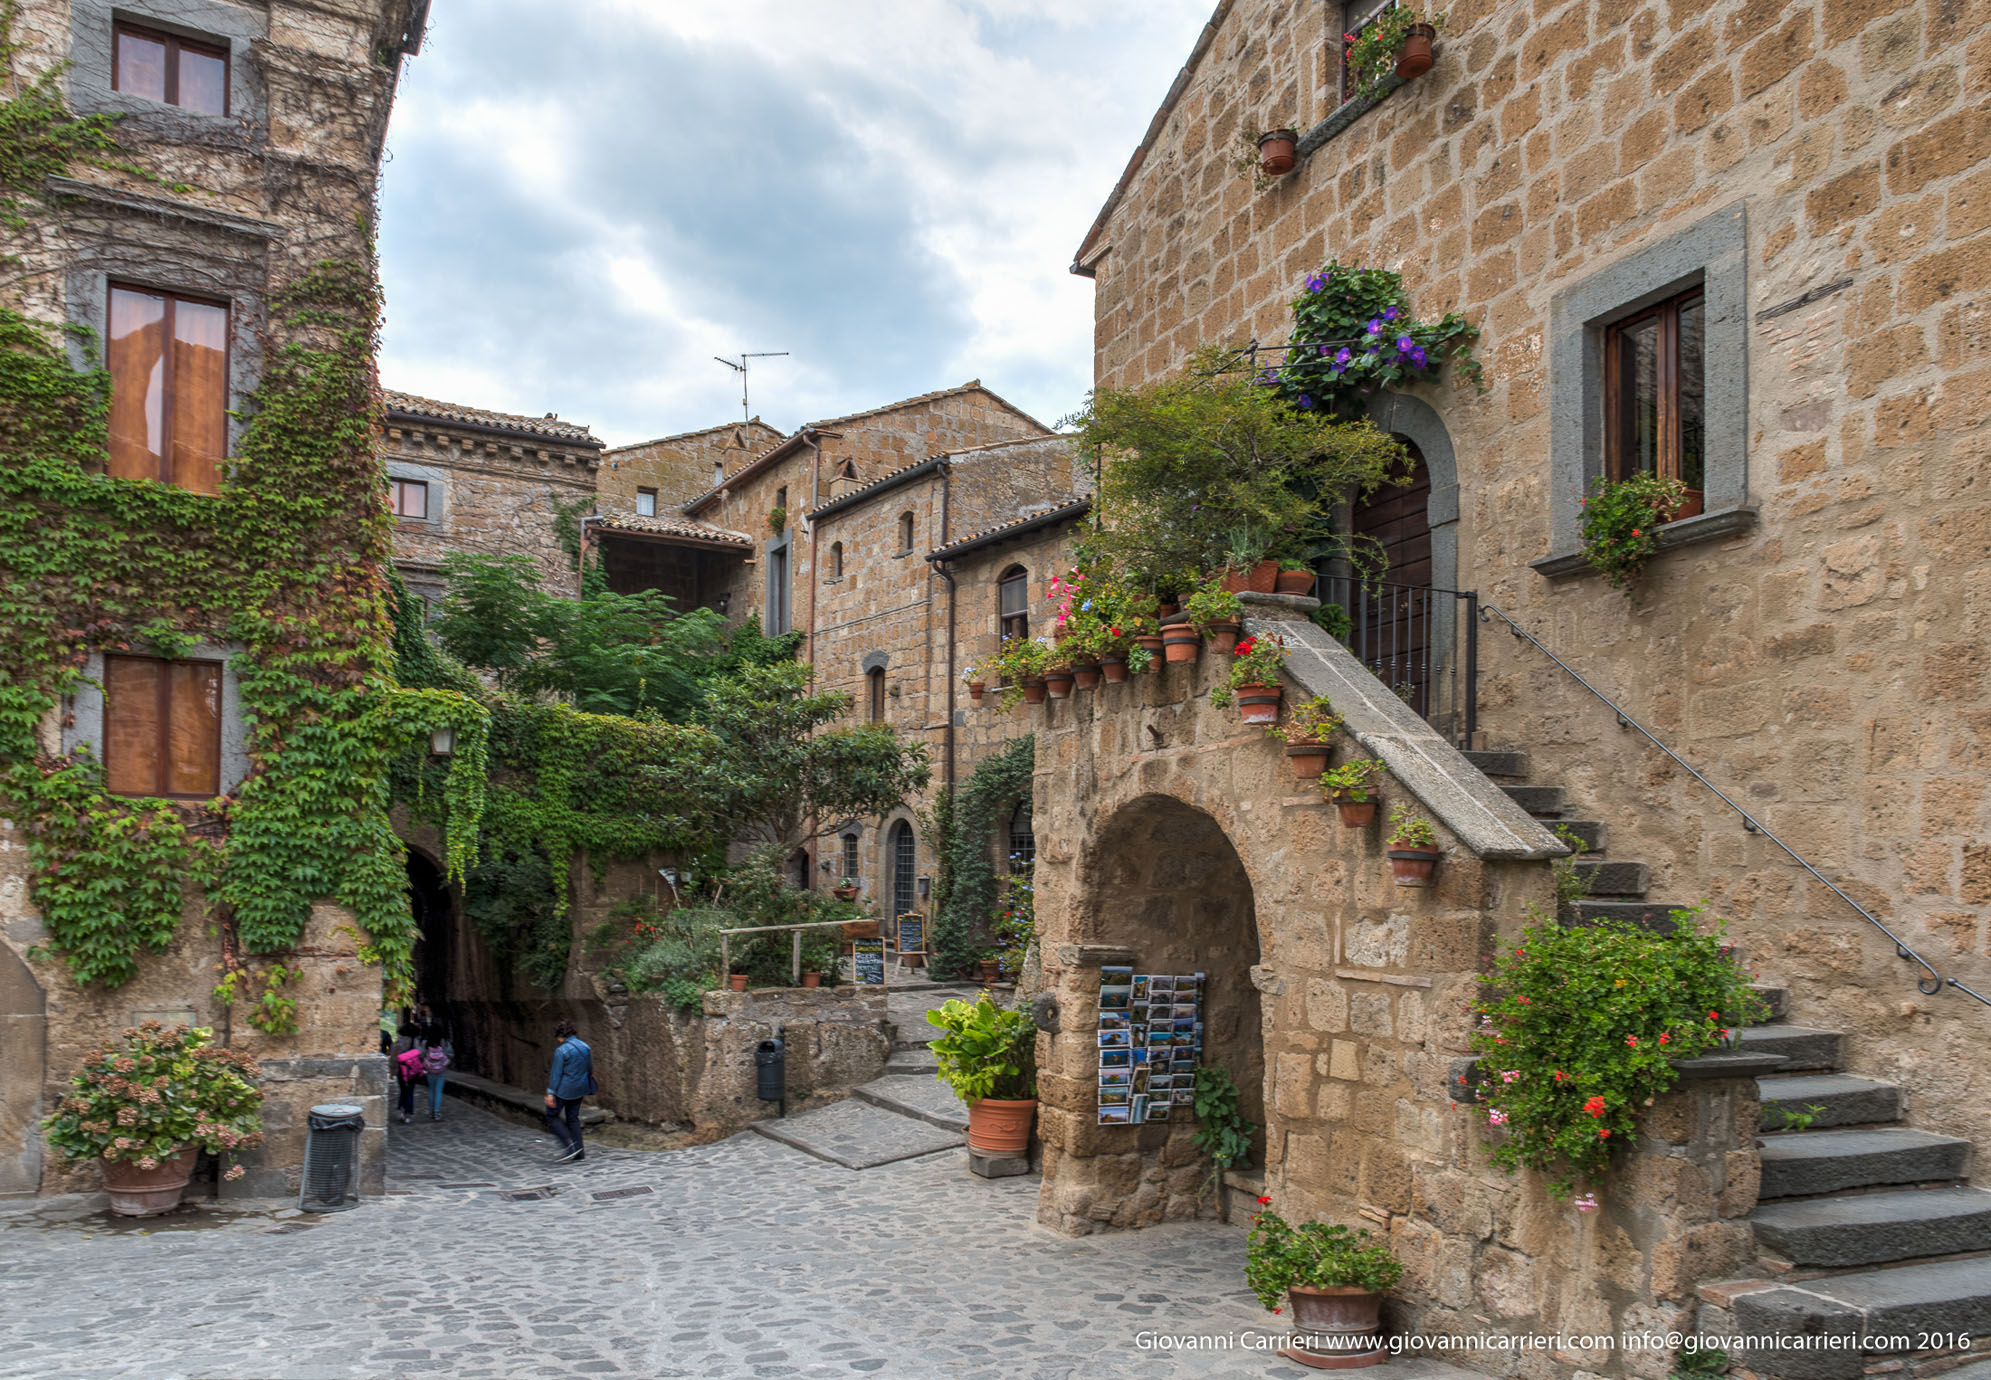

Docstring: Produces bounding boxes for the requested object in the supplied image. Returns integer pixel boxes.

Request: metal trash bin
[299,1102,365,1212]
[754,1037,785,1103]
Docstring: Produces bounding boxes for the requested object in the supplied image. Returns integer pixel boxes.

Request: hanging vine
[931,735,1034,979]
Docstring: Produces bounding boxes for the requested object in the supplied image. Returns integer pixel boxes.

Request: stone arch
[1365,391,1460,590]
[0,943,46,1195]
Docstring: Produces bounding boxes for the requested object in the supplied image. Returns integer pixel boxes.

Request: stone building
[600,417,785,514]
[380,390,605,609]
[1054,0,1991,1371]
[0,0,428,1201]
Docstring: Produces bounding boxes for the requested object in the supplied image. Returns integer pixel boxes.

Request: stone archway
[0,944,46,1196]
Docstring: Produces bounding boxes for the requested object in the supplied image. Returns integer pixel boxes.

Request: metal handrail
[1479,603,1981,1008]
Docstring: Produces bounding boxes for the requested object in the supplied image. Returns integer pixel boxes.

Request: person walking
[421,1033,452,1121]
[542,1020,594,1164]
[394,1040,423,1125]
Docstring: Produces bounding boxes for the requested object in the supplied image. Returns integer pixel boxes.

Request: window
[830,541,844,578]
[1008,802,1035,871]
[841,832,860,884]
[636,487,657,517]
[712,461,724,487]
[389,478,428,520]
[107,284,228,492]
[766,543,790,633]
[1605,287,1706,495]
[897,511,915,552]
[998,566,1029,642]
[868,667,886,722]
[103,655,222,799]
[890,821,917,919]
[775,486,787,513]
[113,22,228,116]
[1338,0,1394,104]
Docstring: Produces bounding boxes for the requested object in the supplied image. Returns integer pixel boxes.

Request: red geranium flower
[1583,1095,1606,1117]
[1257,1195,1272,1205]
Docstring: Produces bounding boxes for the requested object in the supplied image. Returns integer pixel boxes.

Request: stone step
[1734,1256,1991,1367]
[1463,749,1531,778]
[1751,1187,1991,1269]
[1750,983,1789,1022]
[1563,900,1688,931]
[1502,784,1566,815]
[1757,1073,1902,1131]
[1570,859,1649,896]
[853,1075,968,1133]
[1556,819,1609,852]
[885,1048,938,1075]
[1758,1127,1971,1200]
[748,1096,962,1170]
[1738,1023,1844,1071]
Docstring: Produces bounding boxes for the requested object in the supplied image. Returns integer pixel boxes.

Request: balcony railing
[1314,576,1479,749]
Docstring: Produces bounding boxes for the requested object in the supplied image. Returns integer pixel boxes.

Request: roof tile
[383,389,600,444]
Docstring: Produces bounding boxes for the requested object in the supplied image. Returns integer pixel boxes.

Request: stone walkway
[0,1095,1491,1380]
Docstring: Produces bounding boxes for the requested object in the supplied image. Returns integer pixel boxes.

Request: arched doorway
[1349,439,1435,714]
[0,945,45,1195]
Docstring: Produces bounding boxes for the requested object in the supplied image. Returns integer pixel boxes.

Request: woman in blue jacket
[543,1020,594,1164]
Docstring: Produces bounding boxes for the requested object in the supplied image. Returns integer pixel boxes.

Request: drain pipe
[934,462,957,794]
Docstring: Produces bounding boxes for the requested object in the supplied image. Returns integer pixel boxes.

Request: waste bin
[755,1037,785,1103]
[299,1102,365,1212]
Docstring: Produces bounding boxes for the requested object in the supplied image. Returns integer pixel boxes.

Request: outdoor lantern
[429,724,454,756]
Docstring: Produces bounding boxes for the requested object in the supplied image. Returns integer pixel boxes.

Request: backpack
[396,1047,423,1081]
[423,1045,450,1075]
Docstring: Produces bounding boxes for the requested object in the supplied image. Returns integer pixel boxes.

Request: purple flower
[1384,306,1399,321]
[1410,346,1428,368]
[1305,272,1327,293]
[1397,335,1415,353]
[1296,394,1313,409]
[1367,318,1383,334]
[1319,343,1330,356]
[1335,347,1352,365]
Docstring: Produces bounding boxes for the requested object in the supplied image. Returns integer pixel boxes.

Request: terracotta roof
[806,455,944,522]
[594,513,754,547]
[383,389,601,445]
[928,497,1092,562]
[607,418,785,455]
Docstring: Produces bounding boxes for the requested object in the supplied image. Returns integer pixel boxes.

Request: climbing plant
[1271,262,1483,416]
[931,735,1034,980]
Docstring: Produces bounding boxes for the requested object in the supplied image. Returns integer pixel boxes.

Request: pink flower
[1625,1035,1639,1048]
[1575,1193,1599,1212]
[1488,1110,1508,1126]
[1500,1070,1520,1083]
[223,1164,245,1181]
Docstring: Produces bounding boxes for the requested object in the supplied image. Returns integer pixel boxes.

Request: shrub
[1246,1206,1404,1309]
[41,1022,264,1175]
[926,995,1037,1104]
[1579,472,1690,593]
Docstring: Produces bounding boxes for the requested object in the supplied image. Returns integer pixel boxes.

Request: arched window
[897,511,915,552]
[1008,801,1034,871]
[868,667,885,722]
[889,820,917,918]
[998,565,1028,641]
[830,541,844,578]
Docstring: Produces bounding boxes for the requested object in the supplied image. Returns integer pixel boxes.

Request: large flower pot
[1669,489,1705,522]
[1388,848,1442,887]
[1045,669,1074,699]
[1100,656,1129,683]
[1206,621,1242,654]
[1286,742,1331,779]
[801,971,822,989]
[1256,128,1299,177]
[1134,634,1167,666]
[1394,24,1437,81]
[103,1146,199,1218]
[1021,678,1047,705]
[1237,683,1283,725]
[966,1097,1036,1157]
[1071,662,1101,691]
[1275,568,1316,596]
[1248,559,1280,593]
[1332,794,1378,828]
[1281,1285,1386,1369]
[1162,627,1203,664]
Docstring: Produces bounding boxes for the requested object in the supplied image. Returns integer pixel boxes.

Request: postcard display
[1095,966,1205,1125]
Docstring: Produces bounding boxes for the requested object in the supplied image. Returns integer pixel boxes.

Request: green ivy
[931,735,1033,979]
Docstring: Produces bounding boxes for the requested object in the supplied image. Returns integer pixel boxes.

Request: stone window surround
[384,459,449,533]
[68,0,268,135]
[62,643,252,794]
[764,531,793,634]
[1534,203,1755,579]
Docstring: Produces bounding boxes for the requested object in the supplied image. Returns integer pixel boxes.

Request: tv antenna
[714,351,789,423]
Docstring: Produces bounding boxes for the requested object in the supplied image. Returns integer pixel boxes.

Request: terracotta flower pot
[1072,662,1101,691]
[1669,489,1705,522]
[1256,128,1299,177]
[1206,621,1242,654]
[1021,677,1047,705]
[1101,656,1129,683]
[1248,558,1280,593]
[801,971,821,989]
[1237,683,1283,725]
[968,682,986,704]
[1394,24,1437,81]
[1134,634,1167,663]
[1220,566,1252,594]
[833,885,857,901]
[966,1097,1036,1157]
[1275,568,1315,596]
[1332,793,1377,828]
[1162,627,1203,663]
[103,1146,199,1217]
[1388,847,1442,887]
[1286,742,1331,779]
[1045,669,1074,699]
[1282,1285,1386,1369]
[1156,602,1180,620]
[974,960,1002,984]
[728,973,750,991]
[841,919,880,940]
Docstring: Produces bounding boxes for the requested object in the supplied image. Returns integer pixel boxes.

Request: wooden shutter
[167,661,221,796]
[170,298,228,493]
[104,656,164,796]
[104,656,221,797]
[107,287,167,481]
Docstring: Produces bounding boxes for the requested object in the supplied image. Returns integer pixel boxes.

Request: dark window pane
[841,835,858,882]
[114,29,167,101]
[998,570,1026,615]
[108,286,166,480]
[1008,803,1034,870]
[891,823,917,918]
[104,656,163,795]
[1677,295,1705,491]
[177,46,227,115]
[1611,314,1661,477]
[170,297,228,493]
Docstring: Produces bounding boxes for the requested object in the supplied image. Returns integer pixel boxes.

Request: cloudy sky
[375,0,1213,447]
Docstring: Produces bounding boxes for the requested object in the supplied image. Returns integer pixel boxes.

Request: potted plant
[1044,648,1075,699]
[833,877,859,901]
[1386,805,1442,886]
[1579,471,1693,594]
[972,948,1003,984]
[1216,533,1280,595]
[1270,694,1344,779]
[1210,634,1288,723]
[1345,10,1447,103]
[1186,578,1246,653]
[728,970,750,991]
[1161,612,1203,664]
[1125,641,1157,676]
[991,635,1050,708]
[767,505,787,534]
[963,664,986,705]
[1232,127,1299,190]
[799,933,840,988]
[41,1021,265,1217]
[1247,1204,1402,1368]
[1274,559,1316,596]
[1320,758,1386,827]
[927,995,1038,1158]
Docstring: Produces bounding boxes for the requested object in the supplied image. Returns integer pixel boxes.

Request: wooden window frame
[635,487,657,517]
[868,667,886,723]
[112,21,230,115]
[997,566,1029,643]
[890,821,917,919]
[103,653,224,800]
[840,833,860,884]
[107,281,231,488]
[389,477,428,519]
[1602,286,1704,487]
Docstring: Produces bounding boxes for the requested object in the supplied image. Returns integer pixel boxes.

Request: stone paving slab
[749,1094,962,1168]
[853,1073,969,1131]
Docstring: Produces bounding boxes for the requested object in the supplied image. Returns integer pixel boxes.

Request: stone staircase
[1467,749,1991,1380]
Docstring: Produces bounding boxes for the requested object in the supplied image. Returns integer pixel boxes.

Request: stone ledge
[45,175,286,239]
[1672,1051,1789,1080]
[1529,506,1759,579]
[1295,83,1401,158]
[446,1071,611,1126]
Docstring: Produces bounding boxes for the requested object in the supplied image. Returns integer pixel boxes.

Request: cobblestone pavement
[0,1098,1375,1380]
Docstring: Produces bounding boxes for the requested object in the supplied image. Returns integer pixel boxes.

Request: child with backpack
[422,1035,453,1121]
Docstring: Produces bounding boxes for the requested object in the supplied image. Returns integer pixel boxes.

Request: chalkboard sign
[895,914,925,956]
[852,937,886,986]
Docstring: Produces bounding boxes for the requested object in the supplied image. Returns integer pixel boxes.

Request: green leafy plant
[1192,1066,1258,1220]
[1320,758,1386,802]
[767,505,786,534]
[1763,1101,1826,1134]
[926,994,1037,1104]
[1184,578,1243,633]
[1246,1205,1404,1310]
[1672,1338,1730,1380]
[1276,263,1483,419]
[1343,9,1447,102]
[1552,823,1593,907]
[987,635,1051,708]
[1579,472,1691,593]
[1270,694,1343,745]
[1312,602,1354,642]
[1230,126,1292,193]
[1211,632,1289,708]
[933,736,1034,978]
[40,1022,264,1176]
[1386,805,1437,850]
[1468,906,1768,1196]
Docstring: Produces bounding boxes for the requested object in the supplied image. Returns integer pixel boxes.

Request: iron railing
[1316,575,1479,749]
[1479,603,1986,1010]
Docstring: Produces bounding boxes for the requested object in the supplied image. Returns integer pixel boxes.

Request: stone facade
[381,391,604,608]
[0,0,426,1199]
[1075,0,1991,1150]
[601,419,784,514]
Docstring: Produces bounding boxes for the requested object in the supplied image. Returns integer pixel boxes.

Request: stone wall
[1078,0,1991,1144]
[1021,608,1763,1378]
[601,420,784,513]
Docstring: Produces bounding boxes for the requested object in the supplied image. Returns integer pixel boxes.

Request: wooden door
[1349,441,1434,715]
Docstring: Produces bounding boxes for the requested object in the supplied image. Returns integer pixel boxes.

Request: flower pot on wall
[1021,678,1047,705]
[1045,669,1074,699]
[1249,559,1280,593]
[1332,793,1378,828]
[1670,489,1705,522]
[1286,742,1331,779]
[1388,847,1442,887]
[1275,568,1315,596]
[833,885,857,901]
[1101,656,1129,683]
[1281,1286,1386,1369]
[801,971,821,989]
[728,973,750,992]
[1206,621,1242,654]
[1237,683,1283,725]
[1162,627,1203,663]
[965,1097,1036,1157]
[1256,128,1299,177]
[968,681,986,704]
[1072,662,1101,691]
[1394,25,1437,81]
[102,1146,199,1218]
[1134,634,1166,665]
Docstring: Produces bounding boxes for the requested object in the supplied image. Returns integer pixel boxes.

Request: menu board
[1096,966,1204,1124]
[894,915,925,957]
[852,937,886,986]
